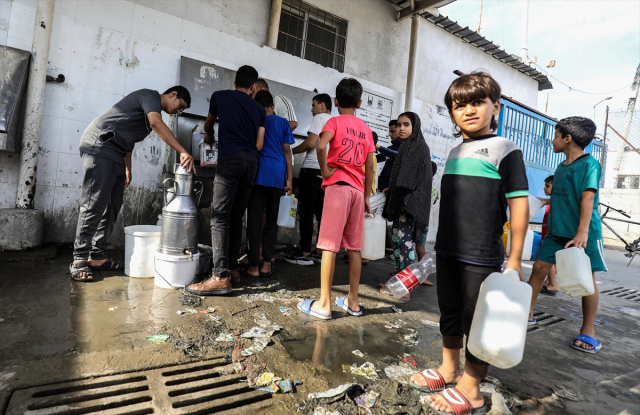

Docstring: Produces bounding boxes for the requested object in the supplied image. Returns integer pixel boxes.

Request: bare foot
[88,258,108,268]
[426,384,484,413]
[573,330,597,350]
[410,366,462,389]
[246,266,260,277]
[259,262,272,274]
[308,300,331,317]
[71,259,94,280]
[422,278,433,286]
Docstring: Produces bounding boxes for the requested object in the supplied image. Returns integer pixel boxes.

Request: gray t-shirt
[79,89,162,164]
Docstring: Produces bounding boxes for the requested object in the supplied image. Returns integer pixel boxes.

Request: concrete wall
[0,0,540,245]
[599,189,640,250]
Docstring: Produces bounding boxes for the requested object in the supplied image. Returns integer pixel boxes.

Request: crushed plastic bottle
[383,252,436,298]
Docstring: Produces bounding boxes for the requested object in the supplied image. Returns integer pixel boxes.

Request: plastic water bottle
[384,253,436,298]
[555,247,594,297]
[361,214,386,260]
[277,195,297,228]
[467,269,531,369]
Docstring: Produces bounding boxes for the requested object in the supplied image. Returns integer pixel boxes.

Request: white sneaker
[284,252,314,266]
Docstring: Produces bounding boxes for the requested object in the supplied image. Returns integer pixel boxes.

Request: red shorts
[317,184,364,252]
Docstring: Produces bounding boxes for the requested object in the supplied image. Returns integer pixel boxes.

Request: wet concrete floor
[0,245,639,414]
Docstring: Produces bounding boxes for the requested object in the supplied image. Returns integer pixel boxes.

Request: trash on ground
[308,383,356,402]
[375,302,389,308]
[241,336,271,356]
[214,333,234,342]
[421,319,439,327]
[208,315,222,325]
[384,322,401,329]
[403,330,418,346]
[254,372,278,386]
[278,307,292,315]
[483,376,502,387]
[384,365,415,384]
[180,294,202,307]
[399,353,417,366]
[312,407,341,415]
[108,307,117,311]
[352,349,365,358]
[355,390,379,409]
[145,334,169,344]
[279,379,302,393]
[553,386,584,402]
[490,392,513,415]
[200,307,215,313]
[240,327,277,338]
[257,383,280,393]
[254,313,282,330]
[342,362,380,380]
[392,306,403,313]
[242,292,276,303]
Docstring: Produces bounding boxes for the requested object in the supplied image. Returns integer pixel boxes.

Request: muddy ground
[0,244,639,414]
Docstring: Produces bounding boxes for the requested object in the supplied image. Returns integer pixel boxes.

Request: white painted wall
[0,0,540,244]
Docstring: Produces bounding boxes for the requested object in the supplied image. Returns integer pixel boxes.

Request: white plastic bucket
[124,225,161,278]
[153,250,200,289]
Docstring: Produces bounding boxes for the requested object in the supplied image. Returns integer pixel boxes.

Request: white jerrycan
[555,247,594,297]
[361,214,386,260]
[467,269,532,369]
[277,195,298,228]
[506,229,534,260]
[527,195,543,221]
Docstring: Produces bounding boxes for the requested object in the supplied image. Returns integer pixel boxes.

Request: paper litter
[355,390,379,409]
[241,336,271,356]
[254,313,282,330]
[214,333,234,342]
[308,383,355,400]
[253,372,278,386]
[392,306,403,313]
[421,319,440,327]
[240,327,277,338]
[208,315,222,325]
[312,408,341,415]
[352,349,365,358]
[342,362,380,380]
[384,365,415,384]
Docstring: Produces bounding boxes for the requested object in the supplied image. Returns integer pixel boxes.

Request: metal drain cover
[600,287,640,302]
[5,358,272,414]
[528,310,566,333]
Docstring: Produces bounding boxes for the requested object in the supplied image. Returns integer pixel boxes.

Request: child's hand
[364,196,371,214]
[322,166,337,179]
[566,231,589,249]
[284,180,292,195]
[504,258,524,281]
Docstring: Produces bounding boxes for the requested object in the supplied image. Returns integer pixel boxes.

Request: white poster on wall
[358,90,394,146]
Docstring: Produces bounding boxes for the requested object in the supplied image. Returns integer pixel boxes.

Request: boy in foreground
[415,72,529,414]
[297,78,375,319]
[528,117,605,353]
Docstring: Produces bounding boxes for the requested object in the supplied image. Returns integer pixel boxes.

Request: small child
[243,90,294,278]
[415,72,530,414]
[528,117,605,353]
[297,78,375,319]
[538,175,559,295]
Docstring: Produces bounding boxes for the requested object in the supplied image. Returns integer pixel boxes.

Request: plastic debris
[257,383,280,393]
[342,362,380,380]
[208,315,222,325]
[241,336,271,356]
[421,319,439,327]
[355,390,379,409]
[399,353,417,366]
[146,334,169,344]
[490,392,513,415]
[200,307,215,313]
[279,379,302,393]
[308,383,356,401]
[214,333,234,342]
[181,294,202,307]
[240,327,277,338]
[312,408,341,415]
[403,330,418,346]
[254,372,277,386]
[108,307,117,311]
[278,307,292,315]
[392,306,403,313]
[254,313,282,330]
[384,365,415,384]
[352,349,365,358]
[385,322,401,329]
[375,302,389,308]
[553,386,584,402]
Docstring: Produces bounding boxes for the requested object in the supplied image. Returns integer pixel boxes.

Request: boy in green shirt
[528,116,606,354]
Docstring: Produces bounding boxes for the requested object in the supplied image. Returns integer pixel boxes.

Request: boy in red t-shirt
[297,78,375,319]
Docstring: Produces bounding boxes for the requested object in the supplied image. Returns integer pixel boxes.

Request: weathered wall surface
[599,189,640,250]
[0,0,539,245]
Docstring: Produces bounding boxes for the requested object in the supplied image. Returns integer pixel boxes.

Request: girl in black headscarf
[382,112,434,279]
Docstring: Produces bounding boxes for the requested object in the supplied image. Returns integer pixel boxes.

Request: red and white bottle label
[397,268,420,291]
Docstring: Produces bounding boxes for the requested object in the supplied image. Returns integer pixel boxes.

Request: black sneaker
[310,252,323,263]
[284,252,314,266]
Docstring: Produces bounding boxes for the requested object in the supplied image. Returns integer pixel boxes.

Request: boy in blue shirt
[243,90,294,278]
[528,116,605,353]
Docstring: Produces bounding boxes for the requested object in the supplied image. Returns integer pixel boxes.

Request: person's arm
[364,153,374,213]
[124,151,132,188]
[293,132,319,155]
[147,112,195,172]
[376,145,398,159]
[376,153,387,163]
[536,197,550,206]
[316,131,336,179]
[566,190,596,249]
[203,113,217,145]
[284,143,293,195]
[256,126,265,152]
[506,196,528,280]
[289,121,298,132]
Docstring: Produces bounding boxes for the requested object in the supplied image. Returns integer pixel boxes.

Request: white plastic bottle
[467,269,531,369]
[527,194,543,221]
[506,229,534,260]
[555,247,594,297]
[277,195,298,228]
[361,214,386,260]
[384,253,436,298]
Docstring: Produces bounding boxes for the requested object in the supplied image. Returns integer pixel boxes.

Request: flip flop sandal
[69,261,94,282]
[258,261,275,277]
[540,285,558,296]
[89,257,123,271]
[427,387,489,415]
[297,299,332,320]
[409,368,456,393]
[335,296,362,316]
[571,334,602,354]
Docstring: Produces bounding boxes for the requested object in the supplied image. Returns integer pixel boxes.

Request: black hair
[254,90,273,108]
[235,65,259,89]
[335,78,363,109]
[313,93,332,111]
[163,86,191,107]
[372,131,378,146]
[544,175,554,184]
[389,119,397,127]
[444,71,501,137]
[256,79,269,90]
[555,117,597,149]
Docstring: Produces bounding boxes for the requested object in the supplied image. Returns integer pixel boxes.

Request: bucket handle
[162,178,176,207]
[194,181,204,205]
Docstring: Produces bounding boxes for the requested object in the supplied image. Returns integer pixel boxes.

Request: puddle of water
[615,306,640,318]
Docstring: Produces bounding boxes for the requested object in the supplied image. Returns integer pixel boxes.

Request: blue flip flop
[571,334,602,354]
[528,318,537,325]
[335,296,362,316]
[297,299,332,320]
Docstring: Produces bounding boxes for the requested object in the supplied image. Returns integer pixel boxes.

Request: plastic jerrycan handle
[503,268,520,281]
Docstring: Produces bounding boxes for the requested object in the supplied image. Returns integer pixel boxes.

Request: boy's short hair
[254,90,273,108]
[256,79,269,90]
[444,71,501,136]
[372,131,378,146]
[555,117,597,149]
[335,78,363,109]
[544,175,554,184]
[236,65,259,89]
[163,86,191,107]
[389,119,397,127]
[313,93,332,111]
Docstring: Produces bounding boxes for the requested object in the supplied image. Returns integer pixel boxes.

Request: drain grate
[5,358,272,415]
[600,287,640,302]
[528,310,566,333]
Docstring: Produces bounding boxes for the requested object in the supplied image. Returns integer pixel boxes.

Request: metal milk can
[159,164,203,255]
